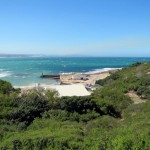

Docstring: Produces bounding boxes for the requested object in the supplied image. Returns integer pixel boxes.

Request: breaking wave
[85,68,122,74]
[0,69,12,78]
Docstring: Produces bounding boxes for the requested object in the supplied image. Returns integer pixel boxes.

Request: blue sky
[0,0,150,56]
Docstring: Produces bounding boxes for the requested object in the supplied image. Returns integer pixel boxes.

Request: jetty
[40,74,60,79]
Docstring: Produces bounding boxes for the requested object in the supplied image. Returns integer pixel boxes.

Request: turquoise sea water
[0,57,150,86]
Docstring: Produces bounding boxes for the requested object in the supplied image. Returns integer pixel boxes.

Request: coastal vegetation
[0,62,150,150]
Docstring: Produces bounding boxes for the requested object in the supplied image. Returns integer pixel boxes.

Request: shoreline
[14,68,120,88]
[59,68,120,85]
[14,68,121,96]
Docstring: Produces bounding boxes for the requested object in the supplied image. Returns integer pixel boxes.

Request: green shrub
[7,90,50,126]
[59,96,96,114]
[0,62,150,150]
[0,80,13,94]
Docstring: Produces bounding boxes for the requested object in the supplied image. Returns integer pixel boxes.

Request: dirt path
[126,91,146,104]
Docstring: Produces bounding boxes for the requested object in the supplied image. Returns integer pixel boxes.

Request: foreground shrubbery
[0,62,150,149]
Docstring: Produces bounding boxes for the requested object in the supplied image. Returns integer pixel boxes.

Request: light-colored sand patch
[14,84,90,97]
[60,72,110,85]
[126,91,146,104]
[60,69,120,85]
[44,84,90,97]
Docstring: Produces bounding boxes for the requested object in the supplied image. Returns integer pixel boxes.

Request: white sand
[46,84,90,96]
[14,84,90,97]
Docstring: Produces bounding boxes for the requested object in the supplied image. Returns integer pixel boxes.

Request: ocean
[0,56,150,86]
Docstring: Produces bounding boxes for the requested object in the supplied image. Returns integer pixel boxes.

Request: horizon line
[0,54,150,58]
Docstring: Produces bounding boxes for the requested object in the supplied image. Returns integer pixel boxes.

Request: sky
[0,0,150,57]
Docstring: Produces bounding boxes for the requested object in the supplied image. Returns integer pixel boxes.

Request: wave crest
[85,68,121,74]
[0,69,12,78]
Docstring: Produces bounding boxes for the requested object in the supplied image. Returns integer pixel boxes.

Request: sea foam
[0,69,12,78]
[85,68,121,74]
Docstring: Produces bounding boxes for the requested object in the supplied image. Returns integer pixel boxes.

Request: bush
[0,80,13,94]
[0,62,150,150]
[59,96,96,114]
[42,109,69,121]
[130,62,142,67]
[7,90,50,126]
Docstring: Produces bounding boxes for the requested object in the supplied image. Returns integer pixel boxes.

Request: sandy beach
[60,72,110,85]
[14,84,91,97]
[14,69,119,97]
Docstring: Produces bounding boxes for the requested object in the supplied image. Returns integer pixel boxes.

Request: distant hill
[0,54,32,57]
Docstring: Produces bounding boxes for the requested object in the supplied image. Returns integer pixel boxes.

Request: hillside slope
[0,62,150,150]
